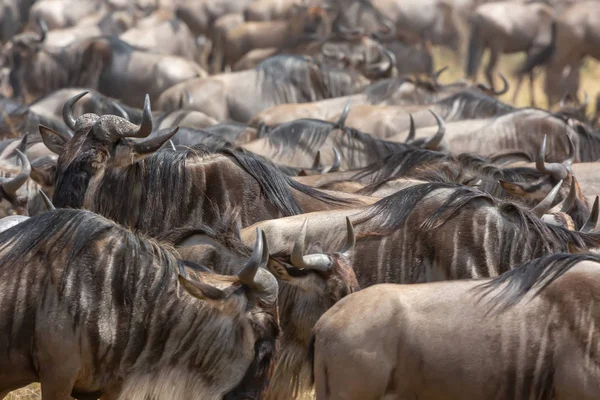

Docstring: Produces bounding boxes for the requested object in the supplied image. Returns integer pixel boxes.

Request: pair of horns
[59,92,177,154]
[560,91,589,112]
[531,177,579,218]
[405,110,445,150]
[63,91,153,139]
[290,217,355,271]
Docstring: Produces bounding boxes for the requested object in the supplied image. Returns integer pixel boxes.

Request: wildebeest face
[180,228,279,311]
[40,92,177,171]
[267,217,359,305]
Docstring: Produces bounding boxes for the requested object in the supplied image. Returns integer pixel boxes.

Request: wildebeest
[251,181,600,289]
[312,252,600,399]
[167,212,359,400]
[465,1,554,105]
[242,117,443,169]
[5,34,206,105]
[211,4,333,72]
[44,93,360,234]
[157,55,369,122]
[0,148,50,217]
[519,1,600,106]
[0,208,279,399]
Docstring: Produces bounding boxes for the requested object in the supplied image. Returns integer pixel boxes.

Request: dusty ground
[6,49,600,400]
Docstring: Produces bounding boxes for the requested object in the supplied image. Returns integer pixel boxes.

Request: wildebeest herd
[0,0,600,399]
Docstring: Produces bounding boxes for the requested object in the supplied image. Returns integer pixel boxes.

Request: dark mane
[355,182,600,251]
[66,144,350,235]
[352,148,447,183]
[436,90,515,119]
[364,77,420,104]
[263,118,410,161]
[150,127,235,151]
[351,148,543,191]
[571,123,600,162]
[223,149,353,214]
[477,253,600,311]
[157,207,251,258]
[0,209,182,283]
[256,55,363,101]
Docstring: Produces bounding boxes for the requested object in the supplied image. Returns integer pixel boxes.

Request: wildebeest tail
[465,16,483,79]
[517,20,557,74]
[308,333,316,385]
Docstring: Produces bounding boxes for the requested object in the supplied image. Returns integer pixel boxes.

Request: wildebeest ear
[498,180,528,196]
[265,258,296,282]
[30,156,57,188]
[39,125,67,155]
[178,274,226,301]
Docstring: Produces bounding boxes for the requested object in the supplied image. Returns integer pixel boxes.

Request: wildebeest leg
[485,47,500,91]
[512,74,525,104]
[529,72,536,107]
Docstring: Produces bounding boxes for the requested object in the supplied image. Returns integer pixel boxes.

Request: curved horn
[580,90,589,112]
[336,100,351,129]
[405,113,415,143]
[330,147,341,172]
[290,219,332,272]
[364,43,395,77]
[128,94,153,138]
[536,135,568,180]
[238,227,264,286]
[581,196,600,232]
[17,133,28,154]
[560,92,569,109]
[63,91,89,130]
[321,147,341,174]
[340,217,355,255]
[494,72,509,96]
[39,190,55,211]
[565,132,575,166]
[291,219,309,268]
[376,18,396,40]
[531,179,563,217]
[131,127,178,155]
[559,178,577,213]
[2,150,30,196]
[423,110,445,150]
[111,100,129,120]
[311,151,321,169]
[432,66,448,85]
[36,16,47,43]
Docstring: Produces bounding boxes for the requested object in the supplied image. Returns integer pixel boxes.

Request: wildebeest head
[179,227,279,309]
[171,213,358,399]
[40,92,177,207]
[0,149,33,216]
[2,16,47,99]
[269,217,359,303]
[498,134,586,217]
